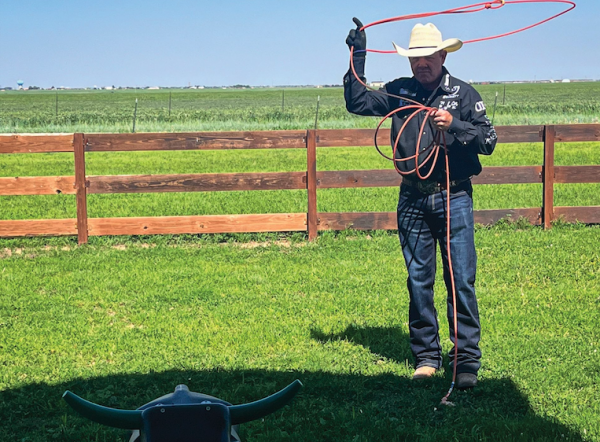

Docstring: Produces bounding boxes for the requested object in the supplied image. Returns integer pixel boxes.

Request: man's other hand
[346,17,366,54]
[430,109,453,132]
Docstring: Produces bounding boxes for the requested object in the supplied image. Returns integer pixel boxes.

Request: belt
[402,177,471,195]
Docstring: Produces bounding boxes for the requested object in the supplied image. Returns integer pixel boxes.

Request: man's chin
[416,75,433,84]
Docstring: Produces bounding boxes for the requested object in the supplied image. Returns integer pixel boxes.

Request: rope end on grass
[440,397,456,407]
[440,382,456,406]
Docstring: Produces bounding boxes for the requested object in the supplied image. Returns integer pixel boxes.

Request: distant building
[148,86,160,90]
[370,81,385,89]
[562,79,571,83]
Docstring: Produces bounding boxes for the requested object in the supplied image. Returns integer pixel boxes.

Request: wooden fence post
[73,133,89,244]
[542,125,555,229]
[306,130,318,241]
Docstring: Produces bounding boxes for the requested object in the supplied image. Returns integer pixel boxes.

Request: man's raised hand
[346,17,366,54]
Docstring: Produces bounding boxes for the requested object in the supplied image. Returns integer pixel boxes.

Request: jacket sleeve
[343,55,391,117]
[447,87,497,155]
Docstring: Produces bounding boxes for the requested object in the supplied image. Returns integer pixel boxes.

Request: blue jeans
[397,182,481,375]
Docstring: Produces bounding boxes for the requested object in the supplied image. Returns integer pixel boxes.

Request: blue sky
[1,0,596,88]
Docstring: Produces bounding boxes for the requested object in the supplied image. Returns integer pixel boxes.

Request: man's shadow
[0,325,584,441]
[310,323,413,365]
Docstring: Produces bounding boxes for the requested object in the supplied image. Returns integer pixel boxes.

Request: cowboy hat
[393,23,462,58]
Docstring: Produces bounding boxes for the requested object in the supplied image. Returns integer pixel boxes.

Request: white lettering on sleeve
[475,101,486,113]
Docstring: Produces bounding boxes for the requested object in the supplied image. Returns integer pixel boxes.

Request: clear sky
[1,0,597,88]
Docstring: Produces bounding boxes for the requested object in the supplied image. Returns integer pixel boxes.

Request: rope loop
[359,1,575,51]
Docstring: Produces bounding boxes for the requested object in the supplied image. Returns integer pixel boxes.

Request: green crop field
[1,82,599,133]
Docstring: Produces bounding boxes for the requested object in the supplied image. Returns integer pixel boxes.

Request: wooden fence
[1,125,599,244]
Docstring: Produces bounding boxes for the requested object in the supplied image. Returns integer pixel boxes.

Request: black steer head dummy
[63,380,302,442]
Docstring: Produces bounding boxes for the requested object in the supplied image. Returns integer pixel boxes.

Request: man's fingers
[352,17,364,30]
[432,111,450,122]
[346,29,355,47]
[429,110,451,130]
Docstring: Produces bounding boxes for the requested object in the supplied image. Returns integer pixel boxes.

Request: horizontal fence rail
[87,172,308,194]
[85,130,308,151]
[87,214,308,236]
[0,134,74,153]
[0,125,599,243]
[0,176,77,195]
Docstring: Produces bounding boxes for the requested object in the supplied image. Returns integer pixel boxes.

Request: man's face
[409,51,447,89]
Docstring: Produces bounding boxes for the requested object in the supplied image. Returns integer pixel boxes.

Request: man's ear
[440,50,447,64]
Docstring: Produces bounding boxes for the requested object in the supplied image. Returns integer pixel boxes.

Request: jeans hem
[416,361,441,370]
[454,366,479,375]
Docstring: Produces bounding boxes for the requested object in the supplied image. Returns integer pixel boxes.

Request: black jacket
[344,56,497,181]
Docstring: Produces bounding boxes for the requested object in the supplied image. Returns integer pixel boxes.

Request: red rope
[360,0,576,53]
[349,0,575,404]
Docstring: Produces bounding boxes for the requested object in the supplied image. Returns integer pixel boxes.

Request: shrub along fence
[0,125,599,244]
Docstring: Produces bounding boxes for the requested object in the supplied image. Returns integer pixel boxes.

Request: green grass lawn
[1,224,599,441]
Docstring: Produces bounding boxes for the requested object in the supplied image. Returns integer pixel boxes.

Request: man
[344,19,497,389]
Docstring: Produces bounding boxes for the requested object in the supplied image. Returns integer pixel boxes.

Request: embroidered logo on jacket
[399,88,417,97]
[438,100,459,111]
[475,101,486,113]
[442,80,461,96]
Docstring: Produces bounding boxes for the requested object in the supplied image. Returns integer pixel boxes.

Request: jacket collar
[439,67,460,94]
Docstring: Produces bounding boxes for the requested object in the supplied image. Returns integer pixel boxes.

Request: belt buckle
[417,181,439,194]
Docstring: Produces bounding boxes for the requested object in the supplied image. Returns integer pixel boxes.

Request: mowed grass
[0,224,599,441]
[1,141,599,221]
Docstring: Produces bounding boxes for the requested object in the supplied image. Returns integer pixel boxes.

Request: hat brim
[392,38,463,58]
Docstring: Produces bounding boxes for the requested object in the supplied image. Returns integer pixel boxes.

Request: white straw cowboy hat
[393,23,463,58]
